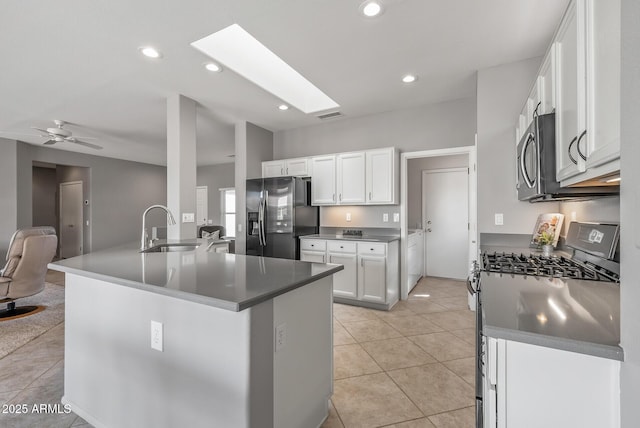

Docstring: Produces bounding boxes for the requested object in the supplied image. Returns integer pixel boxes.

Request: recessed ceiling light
[140,46,162,59]
[402,74,417,83]
[204,62,222,72]
[191,24,339,114]
[278,104,289,111]
[361,1,383,17]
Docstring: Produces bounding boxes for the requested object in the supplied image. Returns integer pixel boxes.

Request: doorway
[400,146,477,301]
[196,186,209,225]
[422,168,469,279]
[59,181,83,258]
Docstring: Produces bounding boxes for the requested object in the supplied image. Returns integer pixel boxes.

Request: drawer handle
[310,244,314,247]
[370,248,374,251]
[340,246,343,248]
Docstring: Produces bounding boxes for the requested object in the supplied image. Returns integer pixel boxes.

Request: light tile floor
[323,277,476,428]
[0,274,475,428]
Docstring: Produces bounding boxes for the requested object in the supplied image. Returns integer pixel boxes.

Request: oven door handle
[467,276,476,295]
[520,133,536,189]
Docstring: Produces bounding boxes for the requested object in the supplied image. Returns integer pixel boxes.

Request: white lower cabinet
[300,237,399,309]
[484,337,620,428]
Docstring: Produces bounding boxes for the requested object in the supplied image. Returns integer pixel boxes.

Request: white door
[366,148,395,204]
[60,181,83,258]
[196,186,208,225]
[422,168,468,280]
[285,158,309,176]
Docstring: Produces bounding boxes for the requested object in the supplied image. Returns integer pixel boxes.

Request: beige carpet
[0,283,65,359]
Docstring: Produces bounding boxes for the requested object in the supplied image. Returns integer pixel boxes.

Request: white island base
[63,273,333,428]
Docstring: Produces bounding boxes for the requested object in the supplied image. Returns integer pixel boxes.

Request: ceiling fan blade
[43,139,56,145]
[69,138,103,150]
[31,127,50,134]
[71,135,98,140]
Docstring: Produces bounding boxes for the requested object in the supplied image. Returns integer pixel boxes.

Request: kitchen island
[49,240,343,428]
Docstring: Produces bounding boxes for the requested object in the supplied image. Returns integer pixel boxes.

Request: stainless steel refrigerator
[246,176,318,260]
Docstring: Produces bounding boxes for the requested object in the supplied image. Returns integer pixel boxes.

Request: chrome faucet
[140,205,176,250]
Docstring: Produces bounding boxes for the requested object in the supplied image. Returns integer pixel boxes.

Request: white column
[167,94,197,240]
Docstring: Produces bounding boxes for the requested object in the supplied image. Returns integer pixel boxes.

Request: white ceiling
[0,0,569,166]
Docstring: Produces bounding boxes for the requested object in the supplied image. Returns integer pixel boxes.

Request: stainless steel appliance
[469,221,620,427]
[246,176,318,260]
[516,113,618,201]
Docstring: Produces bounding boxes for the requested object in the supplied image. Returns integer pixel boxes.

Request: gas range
[481,251,619,282]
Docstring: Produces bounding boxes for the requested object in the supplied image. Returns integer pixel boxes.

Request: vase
[542,244,554,256]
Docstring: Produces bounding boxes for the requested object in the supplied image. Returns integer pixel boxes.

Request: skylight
[191,24,339,114]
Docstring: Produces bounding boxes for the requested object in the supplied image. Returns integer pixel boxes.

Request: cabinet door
[310,155,336,205]
[366,148,396,204]
[555,0,587,181]
[337,152,366,204]
[263,160,286,178]
[285,158,309,177]
[328,252,357,298]
[300,250,326,263]
[585,0,620,169]
[358,255,386,303]
[539,44,556,115]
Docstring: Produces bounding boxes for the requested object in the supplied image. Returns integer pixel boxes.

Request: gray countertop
[49,240,343,312]
[301,234,400,243]
[479,246,622,361]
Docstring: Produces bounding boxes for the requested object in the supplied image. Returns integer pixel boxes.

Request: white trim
[220,187,236,238]
[400,145,477,301]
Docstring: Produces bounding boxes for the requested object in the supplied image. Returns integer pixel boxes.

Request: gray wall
[320,206,400,229]
[620,0,640,424]
[197,163,235,226]
[274,97,476,158]
[407,155,468,230]
[32,166,57,231]
[16,142,167,253]
[0,139,18,255]
[476,57,560,235]
[235,122,274,254]
[558,197,620,237]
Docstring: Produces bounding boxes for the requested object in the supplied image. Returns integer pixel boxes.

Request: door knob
[427,228,432,232]
[427,221,432,225]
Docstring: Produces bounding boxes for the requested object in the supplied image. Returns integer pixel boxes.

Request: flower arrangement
[538,230,555,246]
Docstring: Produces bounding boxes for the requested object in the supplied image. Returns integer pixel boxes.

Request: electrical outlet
[383,213,389,222]
[151,321,163,352]
[393,213,400,223]
[275,323,286,352]
[182,213,195,223]
[495,213,504,226]
[346,212,352,222]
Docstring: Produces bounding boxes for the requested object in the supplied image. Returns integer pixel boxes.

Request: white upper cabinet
[262,158,310,178]
[310,147,398,206]
[337,152,366,204]
[310,155,337,205]
[262,160,286,178]
[548,0,620,186]
[584,0,620,170]
[539,44,556,115]
[366,148,398,204]
[555,0,587,182]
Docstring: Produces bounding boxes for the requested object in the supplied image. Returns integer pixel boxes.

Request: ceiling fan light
[140,46,162,59]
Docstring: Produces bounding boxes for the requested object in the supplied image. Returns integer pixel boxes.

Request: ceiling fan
[31,120,103,150]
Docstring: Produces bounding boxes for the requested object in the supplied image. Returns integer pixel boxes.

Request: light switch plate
[346,212,352,222]
[151,321,163,352]
[495,213,504,226]
[182,213,195,223]
[383,213,389,222]
[275,323,286,352]
[393,213,400,223]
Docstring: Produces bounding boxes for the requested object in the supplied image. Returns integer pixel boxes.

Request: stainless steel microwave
[516,113,618,202]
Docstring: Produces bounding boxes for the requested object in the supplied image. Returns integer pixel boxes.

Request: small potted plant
[538,231,555,256]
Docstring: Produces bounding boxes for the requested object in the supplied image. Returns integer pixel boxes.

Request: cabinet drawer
[300,239,326,251]
[357,242,386,256]
[327,240,357,253]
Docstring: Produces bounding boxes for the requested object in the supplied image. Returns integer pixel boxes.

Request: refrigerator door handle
[258,197,265,246]
[262,191,268,247]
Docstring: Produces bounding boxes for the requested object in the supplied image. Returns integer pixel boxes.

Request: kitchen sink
[141,243,200,253]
